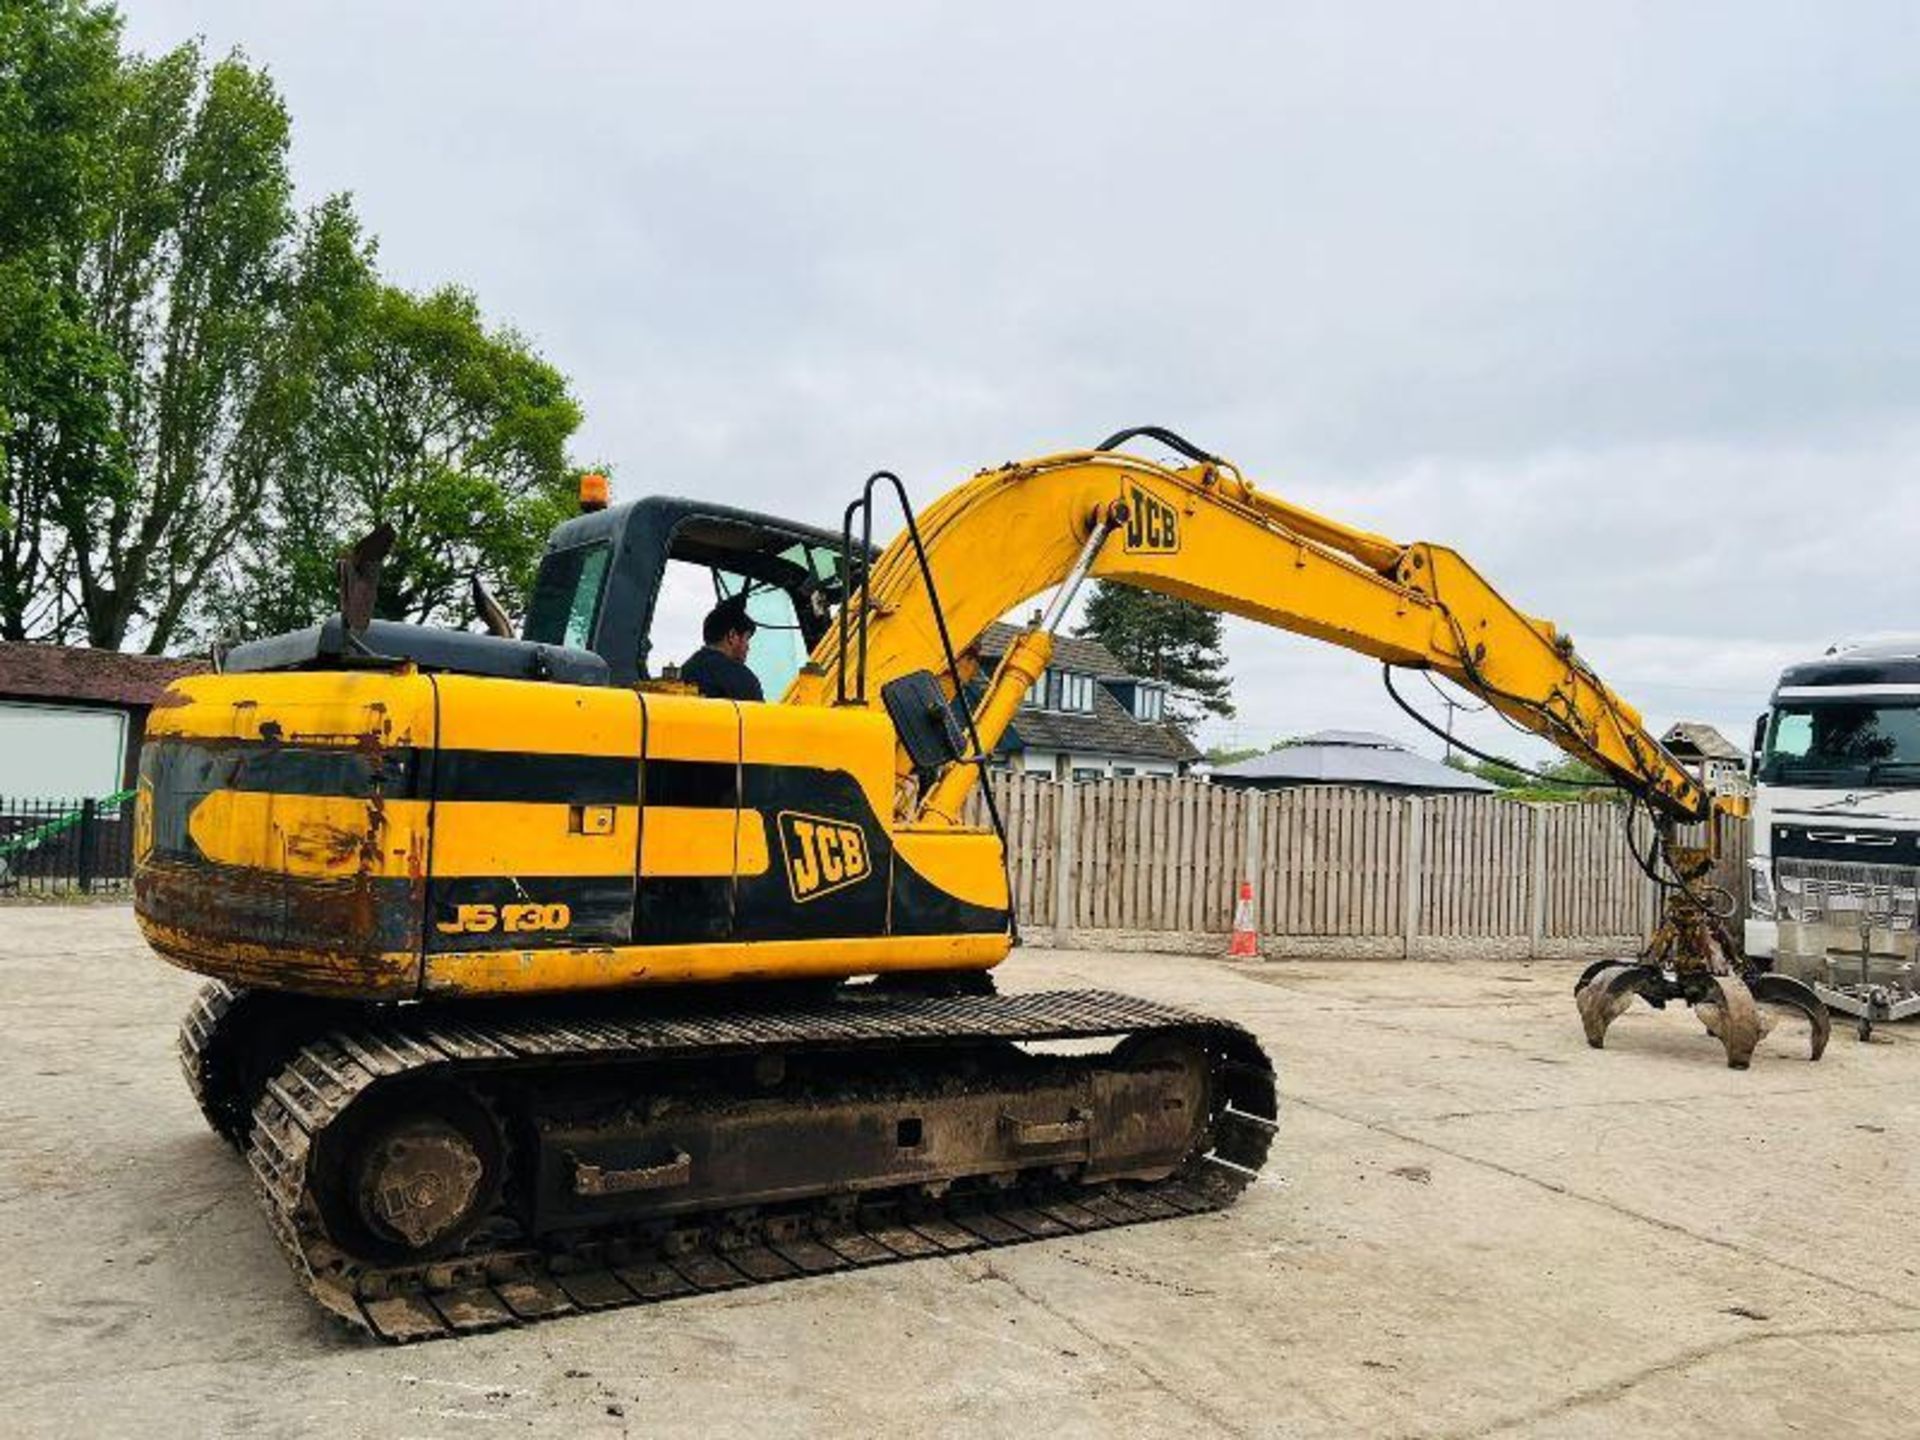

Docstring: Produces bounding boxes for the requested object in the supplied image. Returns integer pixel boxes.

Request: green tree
[0,0,123,641]
[209,202,583,637]
[1446,751,1613,801]
[1,5,295,650]
[1076,581,1234,732]
[1,1,584,650]
[1206,735,1308,766]
[1205,745,1264,766]
[1447,752,1529,788]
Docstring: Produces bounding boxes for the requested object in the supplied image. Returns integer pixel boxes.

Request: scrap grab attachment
[1573,842,1830,1068]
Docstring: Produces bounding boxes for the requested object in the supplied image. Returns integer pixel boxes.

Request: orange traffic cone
[1227,879,1259,958]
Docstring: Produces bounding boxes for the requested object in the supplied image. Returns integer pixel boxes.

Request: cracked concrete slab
[2,907,1916,1438]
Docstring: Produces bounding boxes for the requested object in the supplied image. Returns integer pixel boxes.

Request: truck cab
[1746,638,1920,998]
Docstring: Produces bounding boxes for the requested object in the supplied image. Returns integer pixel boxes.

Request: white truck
[1746,637,1920,1036]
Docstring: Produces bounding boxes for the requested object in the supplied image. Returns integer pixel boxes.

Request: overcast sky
[127,1,1920,761]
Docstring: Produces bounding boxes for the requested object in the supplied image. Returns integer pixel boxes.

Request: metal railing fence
[0,791,137,897]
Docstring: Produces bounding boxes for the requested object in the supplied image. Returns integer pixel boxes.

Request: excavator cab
[211,496,864,700]
[520,496,864,695]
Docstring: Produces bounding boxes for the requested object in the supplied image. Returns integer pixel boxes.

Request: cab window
[717,573,807,699]
[524,542,610,649]
[649,560,807,699]
[1761,701,1920,784]
[643,517,855,694]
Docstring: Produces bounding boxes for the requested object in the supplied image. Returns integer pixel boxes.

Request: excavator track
[194,984,1276,1342]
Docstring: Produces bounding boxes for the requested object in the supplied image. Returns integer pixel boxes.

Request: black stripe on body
[729,765,890,942]
[143,738,737,809]
[435,750,640,805]
[889,857,1010,938]
[637,877,734,944]
[631,747,739,943]
[142,738,421,805]
[642,760,738,808]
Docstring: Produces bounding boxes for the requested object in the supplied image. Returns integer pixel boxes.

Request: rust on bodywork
[133,675,435,999]
[141,913,419,999]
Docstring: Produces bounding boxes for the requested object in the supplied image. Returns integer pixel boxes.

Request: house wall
[1704,757,1751,795]
[1012,749,1182,782]
[0,643,204,800]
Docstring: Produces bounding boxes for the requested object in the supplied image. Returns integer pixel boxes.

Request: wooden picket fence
[967,775,1744,957]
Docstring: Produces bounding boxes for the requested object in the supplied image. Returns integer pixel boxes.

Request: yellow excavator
[136,426,1828,1341]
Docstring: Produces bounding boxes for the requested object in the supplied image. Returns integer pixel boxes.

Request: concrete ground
[2,908,1916,1439]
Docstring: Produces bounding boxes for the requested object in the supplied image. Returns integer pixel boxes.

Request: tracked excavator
[136,426,1828,1341]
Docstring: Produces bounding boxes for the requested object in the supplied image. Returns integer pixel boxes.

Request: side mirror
[882,670,967,779]
[1750,713,1768,775]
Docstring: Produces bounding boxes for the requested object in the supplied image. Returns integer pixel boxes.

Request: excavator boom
[792,436,1709,824]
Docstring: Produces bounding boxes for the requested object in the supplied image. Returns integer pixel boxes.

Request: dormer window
[1134,684,1166,723]
[1023,667,1096,713]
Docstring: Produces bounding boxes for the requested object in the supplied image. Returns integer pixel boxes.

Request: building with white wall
[0,643,207,802]
[974,623,1200,781]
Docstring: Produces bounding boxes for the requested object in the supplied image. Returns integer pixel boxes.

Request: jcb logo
[1125,486,1180,553]
[778,811,871,902]
[436,901,572,936]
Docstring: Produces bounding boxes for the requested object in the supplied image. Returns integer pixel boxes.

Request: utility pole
[1438,692,1463,762]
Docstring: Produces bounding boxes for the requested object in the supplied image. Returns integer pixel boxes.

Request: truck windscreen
[1760,700,1920,786]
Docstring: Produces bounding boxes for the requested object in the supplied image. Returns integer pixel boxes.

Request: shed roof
[1295,728,1401,748]
[0,642,208,708]
[1212,732,1497,793]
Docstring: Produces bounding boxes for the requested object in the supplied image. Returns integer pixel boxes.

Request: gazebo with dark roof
[1209,730,1498,795]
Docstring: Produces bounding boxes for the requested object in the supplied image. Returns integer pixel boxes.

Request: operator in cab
[681,597,764,701]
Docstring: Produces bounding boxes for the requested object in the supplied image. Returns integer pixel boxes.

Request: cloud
[127,0,1920,760]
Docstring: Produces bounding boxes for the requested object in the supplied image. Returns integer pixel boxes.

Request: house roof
[977,622,1142,680]
[1660,721,1742,762]
[974,622,1199,764]
[0,642,208,708]
[1212,731,1498,793]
